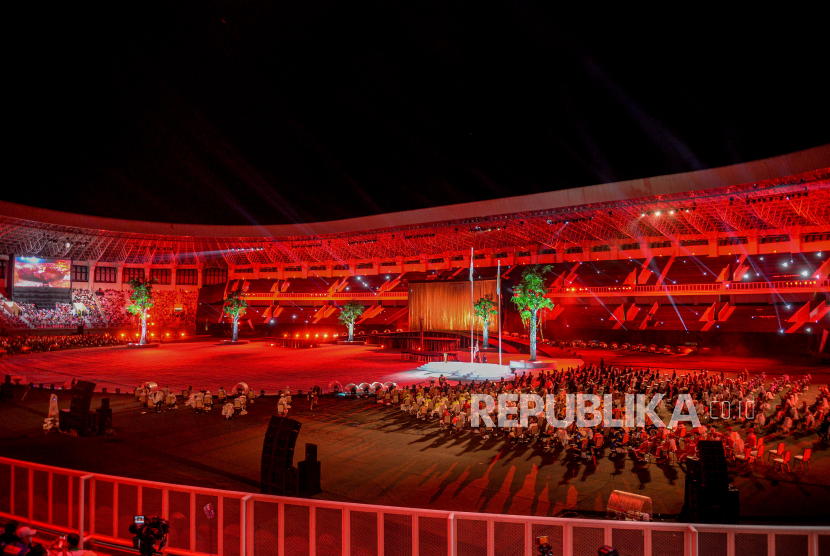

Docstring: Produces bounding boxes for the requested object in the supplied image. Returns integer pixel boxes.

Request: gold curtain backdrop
[409,280,498,332]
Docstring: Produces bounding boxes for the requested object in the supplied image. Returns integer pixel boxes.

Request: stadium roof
[1,146,828,266]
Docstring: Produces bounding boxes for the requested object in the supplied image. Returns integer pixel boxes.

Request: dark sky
[7,2,828,226]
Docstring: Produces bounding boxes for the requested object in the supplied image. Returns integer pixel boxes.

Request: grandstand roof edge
[2,144,828,239]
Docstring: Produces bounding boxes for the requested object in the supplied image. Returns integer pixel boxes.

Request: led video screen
[13,257,72,289]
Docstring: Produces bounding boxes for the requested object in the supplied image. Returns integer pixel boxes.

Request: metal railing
[1,457,828,556]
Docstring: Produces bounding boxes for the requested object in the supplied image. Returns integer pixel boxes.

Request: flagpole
[470,247,474,363]
[497,260,502,366]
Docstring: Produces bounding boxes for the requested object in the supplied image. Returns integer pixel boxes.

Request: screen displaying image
[13,257,72,288]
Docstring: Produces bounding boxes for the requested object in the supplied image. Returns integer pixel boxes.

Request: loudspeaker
[70,381,95,411]
[65,381,96,433]
[262,465,298,496]
[3,375,12,400]
[261,416,302,495]
[298,460,321,496]
[697,441,729,489]
[684,441,737,523]
[298,443,321,495]
[58,409,71,432]
[85,412,100,436]
[96,398,112,435]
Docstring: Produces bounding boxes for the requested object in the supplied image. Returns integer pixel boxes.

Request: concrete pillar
[789,226,802,254]
[86,260,94,291]
[112,264,122,290]
[708,237,719,258]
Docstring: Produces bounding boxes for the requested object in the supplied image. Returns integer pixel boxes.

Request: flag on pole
[497,260,502,366]
[470,247,474,362]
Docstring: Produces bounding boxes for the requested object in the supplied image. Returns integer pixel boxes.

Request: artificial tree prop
[473,293,498,348]
[511,265,554,361]
[126,277,155,345]
[338,300,365,342]
[223,288,249,342]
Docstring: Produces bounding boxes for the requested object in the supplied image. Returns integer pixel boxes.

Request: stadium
[2,4,830,556]
[2,147,829,556]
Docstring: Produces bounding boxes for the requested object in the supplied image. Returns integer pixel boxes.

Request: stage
[412,359,571,382]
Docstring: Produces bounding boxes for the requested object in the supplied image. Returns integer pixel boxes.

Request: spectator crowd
[97,288,133,326]
[384,363,830,469]
[0,332,126,356]
[0,288,197,330]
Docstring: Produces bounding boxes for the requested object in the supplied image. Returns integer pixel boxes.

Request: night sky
[7,2,828,226]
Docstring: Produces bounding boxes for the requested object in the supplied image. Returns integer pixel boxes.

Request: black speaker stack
[298,443,322,495]
[62,380,96,435]
[2,375,12,400]
[261,416,302,495]
[683,440,739,523]
[96,398,112,434]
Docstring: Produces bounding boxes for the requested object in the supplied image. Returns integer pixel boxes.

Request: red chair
[580,437,590,458]
[591,436,604,465]
[794,448,812,471]
[733,447,751,466]
[766,442,785,462]
[773,450,791,473]
[750,438,763,458]
[749,443,765,465]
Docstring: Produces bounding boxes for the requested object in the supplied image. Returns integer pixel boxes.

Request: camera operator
[128,516,168,556]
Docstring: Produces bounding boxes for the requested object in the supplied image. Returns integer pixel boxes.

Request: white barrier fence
[1,457,828,556]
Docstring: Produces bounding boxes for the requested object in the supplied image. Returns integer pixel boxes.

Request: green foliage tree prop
[126,278,155,345]
[473,293,498,348]
[223,288,248,342]
[511,265,554,361]
[338,300,365,342]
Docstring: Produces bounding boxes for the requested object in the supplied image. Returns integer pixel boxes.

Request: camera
[536,536,553,556]
[128,515,169,556]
